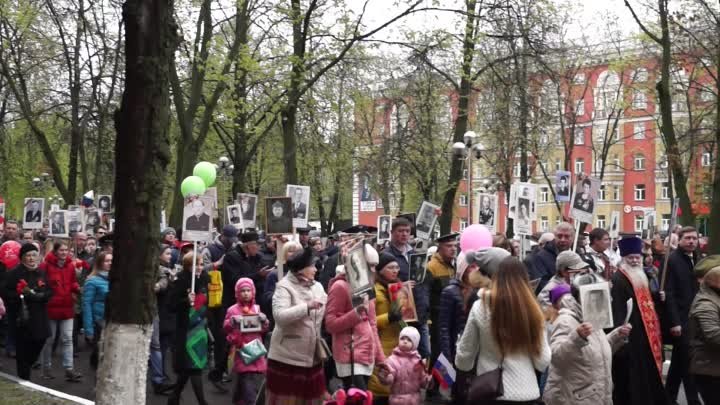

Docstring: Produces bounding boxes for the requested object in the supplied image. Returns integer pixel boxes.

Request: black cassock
[611,270,669,405]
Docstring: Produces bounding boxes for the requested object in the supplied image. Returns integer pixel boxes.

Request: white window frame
[613,185,621,201]
[575,158,585,174]
[612,156,621,171]
[595,158,604,174]
[661,214,671,231]
[634,68,648,82]
[633,122,646,139]
[459,194,468,206]
[597,215,606,229]
[634,184,646,201]
[700,88,715,102]
[574,128,584,145]
[541,216,549,232]
[514,162,521,177]
[540,187,549,203]
[661,182,669,199]
[702,152,712,167]
[634,215,644,232]
[598,185,606,201]
[575,100,585,116]
[555,160,561,171]
[634,154,645,170]
[632,90,647,109]
[459,219,468,231]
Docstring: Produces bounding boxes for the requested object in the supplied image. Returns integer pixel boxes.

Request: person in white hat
[377,326,432,405]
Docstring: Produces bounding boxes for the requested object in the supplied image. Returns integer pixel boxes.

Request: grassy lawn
[0,378,76,405]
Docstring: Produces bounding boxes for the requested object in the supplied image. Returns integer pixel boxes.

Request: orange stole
[618,268,663,377]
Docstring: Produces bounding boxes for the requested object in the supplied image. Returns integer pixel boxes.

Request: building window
[613,126,620,141]
[634,154,645,170]
[574,73,586,84]
[460,219,468,231]
[613,185,620,201]
[633,122,645,139]
[702,151,712,167]
[703,185,712,200]
[575,100,585,116]
[661,182,670,199]
[597,215,606,229]
[574,128,584,145]
[459,194,468,206]
[555,160,561,171]
[595,158,604,174]
[661,214,671,231]
[514,162,521,177]
[555,217,561,226]
[634,184,646,201]
[598,185,606,201]
[462,169,468,178]
[634,68,649,82]
[541,216,549,231]
[612,155,621,171]
[634,215,644,232]
[540,187,549,203]
[575,158,585,174]
[700,88,715,102]
[632,91,647,109]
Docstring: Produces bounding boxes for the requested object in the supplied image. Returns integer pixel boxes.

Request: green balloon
[181,176,207,198]
[193,161,217,187]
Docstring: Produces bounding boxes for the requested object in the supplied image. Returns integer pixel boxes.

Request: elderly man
[611,236,669,405]
[688,256,720,404]
[427,233,458,369]
[526,222,575,292]
[538,250,590,309]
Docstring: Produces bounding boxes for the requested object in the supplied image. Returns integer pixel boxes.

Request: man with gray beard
[610,236,669,405]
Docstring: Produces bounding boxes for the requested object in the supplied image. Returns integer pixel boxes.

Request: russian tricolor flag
[432,353,456,390]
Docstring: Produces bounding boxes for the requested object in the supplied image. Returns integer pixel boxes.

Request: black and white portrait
[66,210,83,235]
[286,184,310,229]
[361,175,372,201]
[516,197,532,235]
[49,210,68,237]
[580,282,614,329]
[265,197,293,235]
[240,314,262,332]
[84,208,102,232]
[377,215,391,242]
[98,195,112,211]
[415,201,439,240]
[409,253,427,283]
[183,196,213,241]
[555,171,571,202]
[227,204,242,227]
[23,198,45,229]
[344,242,373,297]
[570,177,600,224]
[236,193,257,229]
[476,193,497,231]
[609,211,620,238]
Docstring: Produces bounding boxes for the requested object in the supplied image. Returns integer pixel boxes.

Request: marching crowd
[0,216,718,405]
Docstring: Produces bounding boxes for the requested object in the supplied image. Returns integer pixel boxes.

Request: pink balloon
[459,224,493,251]
[0,241,21,270]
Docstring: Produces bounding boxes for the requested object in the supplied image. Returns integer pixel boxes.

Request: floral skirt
[265,359,327,405]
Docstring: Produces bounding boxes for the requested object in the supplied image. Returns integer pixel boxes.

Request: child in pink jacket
[378,326,432,405]
[224,278,269,405]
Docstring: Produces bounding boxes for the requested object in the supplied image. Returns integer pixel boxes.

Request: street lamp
[32,172,55,194]
[451,131,486,226]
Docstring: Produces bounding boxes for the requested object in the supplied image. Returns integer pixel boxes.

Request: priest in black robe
[611,236,669,405]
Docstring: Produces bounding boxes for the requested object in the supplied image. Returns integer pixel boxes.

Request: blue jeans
[41,319,74,370]
[149,316,165,384]
[417,323,431,359]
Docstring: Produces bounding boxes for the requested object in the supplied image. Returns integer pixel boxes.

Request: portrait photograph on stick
[264,197,293,235]
[388,282,418,322]
[23,198,45,229]
[377,215,391,243]
[286,184,310,229]
[408,253,427,283]
[570,176,600,224]
[475,193,497,232]
[84,208,102,232]
[183,195,214,241]
[48,210,68,237]
[66,210,83,235]
[236,193,258,229]
[227,204,242,227]
[344,241,373,297]
[415,201,439,240]
[98,195,112,211]
[579,282,614,329]
[555,170,571,202]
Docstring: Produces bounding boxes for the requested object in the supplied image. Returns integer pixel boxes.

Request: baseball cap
[556,251,589,272]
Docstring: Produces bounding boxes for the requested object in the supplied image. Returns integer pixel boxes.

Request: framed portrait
[388,282,418,322]
[203,187,219,219]
[579,282,614,329]
[397,213,416,237]
[48,210,69,237]
[286,184,310,229]
[236,193,258,229]
[609,211,620,239]
[84,208,103,232]
[183,196,214,241]
[23,198,45,229]
[475,193,498,232]
[409,253,427,284]
[344,242,373,297]
[66,210,83,235]
[240,314,262,333]
[415,201,439,241]
[265,197,293,235]
[508,183,518,219]
[643,209,656,239]
[517,183,537,220]
[377,215,392,243]
[555,170,572,202]
[98,195,112,211]
[570,176,600,224]
[227,204,242,228]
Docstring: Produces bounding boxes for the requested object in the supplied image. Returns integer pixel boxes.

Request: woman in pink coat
[378,327,432,405]
[224,278,269,405]
[325,244,386,390]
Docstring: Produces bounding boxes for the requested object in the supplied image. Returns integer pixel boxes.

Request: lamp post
[32,172,56,196]
[217,156,234,224]
[452,131,486,227]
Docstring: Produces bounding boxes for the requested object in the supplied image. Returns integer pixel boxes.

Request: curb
[0,370,94,405]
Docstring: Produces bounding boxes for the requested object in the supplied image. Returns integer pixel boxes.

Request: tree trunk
[95,0,177,402]
[439,0,476,235]
[708,46,720,254]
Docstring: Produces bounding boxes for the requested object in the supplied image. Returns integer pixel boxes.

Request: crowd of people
[0,216,718,405]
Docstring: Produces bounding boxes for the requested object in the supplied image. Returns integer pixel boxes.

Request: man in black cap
[427,233,457,372]
[297,227,311,248]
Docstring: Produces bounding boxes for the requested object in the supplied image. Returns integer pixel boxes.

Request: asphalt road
[0,340,693,405]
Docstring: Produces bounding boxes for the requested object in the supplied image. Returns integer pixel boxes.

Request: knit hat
[287,247,314,272]
[235,277,255,303]
[399,326,420,351]
[376,252,398,273]
[161,227,176,237]
[364,244,379,267]
[458,247,510,280]
[20,243,39,258]
[549,283,571,305]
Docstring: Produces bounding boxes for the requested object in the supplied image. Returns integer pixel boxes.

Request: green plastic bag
[240,338,267,365]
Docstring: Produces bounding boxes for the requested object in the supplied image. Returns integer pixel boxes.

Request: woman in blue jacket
[82,252,111,369]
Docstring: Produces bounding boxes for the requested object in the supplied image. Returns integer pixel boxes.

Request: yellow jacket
[427,253,454,279]
[368,281,402,398]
